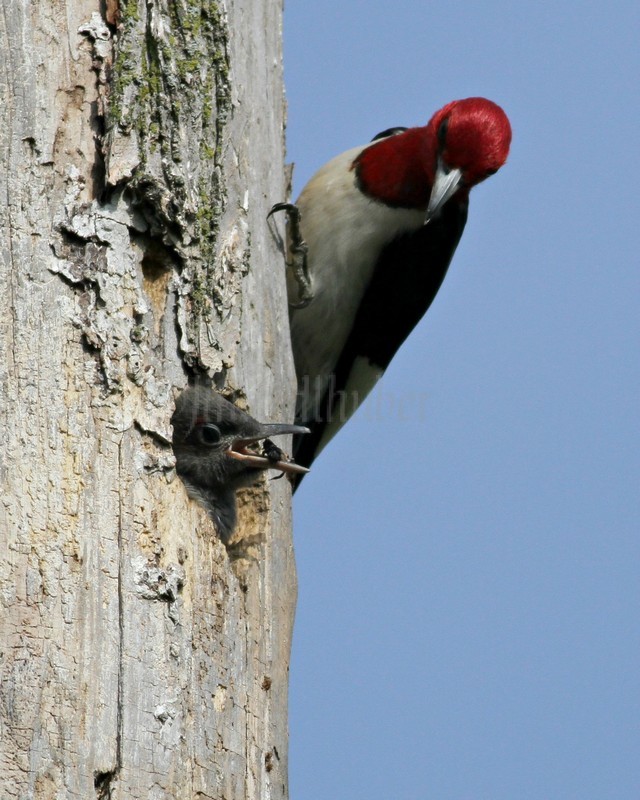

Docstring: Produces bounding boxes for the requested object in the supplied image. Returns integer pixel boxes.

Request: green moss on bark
[106,0,233,327]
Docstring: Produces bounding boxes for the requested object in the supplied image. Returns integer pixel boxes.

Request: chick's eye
[196,423,221,445]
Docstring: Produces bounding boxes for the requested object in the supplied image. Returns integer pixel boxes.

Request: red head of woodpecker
[355,98,511,219]
[270,97,511,483]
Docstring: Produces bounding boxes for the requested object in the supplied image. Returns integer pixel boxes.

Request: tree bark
[0,0,296,797]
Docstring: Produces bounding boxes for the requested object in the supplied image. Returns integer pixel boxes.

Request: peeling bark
[0,0,296,797]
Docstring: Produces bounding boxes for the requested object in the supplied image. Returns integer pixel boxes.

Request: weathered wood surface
[0,0,296,797]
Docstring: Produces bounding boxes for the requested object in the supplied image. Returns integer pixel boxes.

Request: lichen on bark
[104,0,234,367]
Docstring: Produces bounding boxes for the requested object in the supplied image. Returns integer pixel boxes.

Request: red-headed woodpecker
[271,97,511,481]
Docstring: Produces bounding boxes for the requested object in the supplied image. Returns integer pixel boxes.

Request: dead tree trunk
[0,0,296,797]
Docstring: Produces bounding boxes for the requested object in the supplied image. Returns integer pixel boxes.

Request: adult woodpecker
[271,97,511,479]
[171,387,309,542]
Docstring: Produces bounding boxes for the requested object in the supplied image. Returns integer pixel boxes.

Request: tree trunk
[0,0,296,797]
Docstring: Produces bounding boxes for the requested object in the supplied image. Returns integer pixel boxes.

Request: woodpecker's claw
[268,202,314,308]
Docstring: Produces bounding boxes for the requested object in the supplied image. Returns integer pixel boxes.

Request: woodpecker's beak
[425,159,463,223]
[227,423,310,475]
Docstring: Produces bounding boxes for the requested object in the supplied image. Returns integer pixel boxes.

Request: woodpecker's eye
[437,118,449,147]
[195,423,222,446]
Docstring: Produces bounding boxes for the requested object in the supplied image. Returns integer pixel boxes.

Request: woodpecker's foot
[268,202,314,308]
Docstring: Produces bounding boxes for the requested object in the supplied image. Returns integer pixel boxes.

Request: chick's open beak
[226,423,310,475]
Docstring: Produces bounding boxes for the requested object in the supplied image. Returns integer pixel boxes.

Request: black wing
[292,198,468,481]
[370,127,408,142]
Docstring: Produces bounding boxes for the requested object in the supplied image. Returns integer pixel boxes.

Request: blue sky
[281,1,639,798]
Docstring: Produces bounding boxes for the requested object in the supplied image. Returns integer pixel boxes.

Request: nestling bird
[171,387,309,542]
[271,97,512,479]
